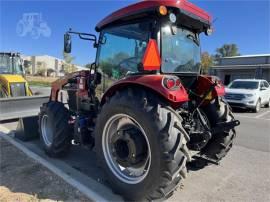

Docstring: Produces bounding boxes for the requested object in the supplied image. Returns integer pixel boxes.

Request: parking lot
[0,108,270,201]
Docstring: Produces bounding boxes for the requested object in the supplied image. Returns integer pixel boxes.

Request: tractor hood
[96,0,212,31]
[0,74,27,83]
[225,88,257,95]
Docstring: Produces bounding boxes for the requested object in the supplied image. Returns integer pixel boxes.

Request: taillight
[163,76,181,90]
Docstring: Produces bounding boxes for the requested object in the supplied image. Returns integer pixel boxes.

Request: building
[211,54,270,85]
[22,55,86,77]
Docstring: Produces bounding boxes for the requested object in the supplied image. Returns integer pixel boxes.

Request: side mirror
[260,86,267,91]
[205,27,213,36]
[64,33,72,53]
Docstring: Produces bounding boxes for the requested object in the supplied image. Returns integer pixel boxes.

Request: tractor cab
[94,0,212,85]
[64,0,214,97]
[93,0,217,102]
[0,52,24,75]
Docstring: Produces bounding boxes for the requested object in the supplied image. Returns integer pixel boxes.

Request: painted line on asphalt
[0,125,121,202]
[235,114,270,121]
[255,110,270,119]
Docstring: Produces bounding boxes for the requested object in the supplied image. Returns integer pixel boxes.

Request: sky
[0,0,269,66]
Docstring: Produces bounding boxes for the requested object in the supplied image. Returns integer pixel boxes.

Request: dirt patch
[0,137,91,202]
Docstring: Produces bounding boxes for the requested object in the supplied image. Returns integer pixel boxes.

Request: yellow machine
[0,52,32,97]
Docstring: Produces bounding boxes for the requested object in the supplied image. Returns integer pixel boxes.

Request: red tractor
[39,0,239,200]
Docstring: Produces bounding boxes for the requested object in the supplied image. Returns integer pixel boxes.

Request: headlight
[245,94,254,98]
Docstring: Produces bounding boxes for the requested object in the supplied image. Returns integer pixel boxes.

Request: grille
[10,82,26,97]
[225,93,245,100]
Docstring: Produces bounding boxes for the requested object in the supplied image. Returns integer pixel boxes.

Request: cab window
[263,81,269,88]
[260,82,264,88]
[98,22,150,91]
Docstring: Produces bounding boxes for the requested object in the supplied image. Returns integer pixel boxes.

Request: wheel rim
[41,115,53,147]
[102,114,151,184]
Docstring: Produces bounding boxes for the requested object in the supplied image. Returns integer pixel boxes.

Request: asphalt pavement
[0,108,269,201]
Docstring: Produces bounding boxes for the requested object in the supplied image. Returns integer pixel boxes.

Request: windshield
[0,55,12,74]
[0,55,23,74]
[228,81,259,90]
[161,26,201,73]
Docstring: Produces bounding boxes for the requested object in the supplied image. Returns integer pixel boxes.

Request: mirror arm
[67,30,98,47]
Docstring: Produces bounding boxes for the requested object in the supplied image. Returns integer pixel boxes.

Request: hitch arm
[211,120,240,134]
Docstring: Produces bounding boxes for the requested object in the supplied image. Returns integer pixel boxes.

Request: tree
[63,52,75,73]
[201,52,213,74]
[214,44,240,63]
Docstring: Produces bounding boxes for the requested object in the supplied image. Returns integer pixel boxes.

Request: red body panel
[96,0,211,31]
[101,75,189,107]
[196,75,225,98]
[51,70,90,101]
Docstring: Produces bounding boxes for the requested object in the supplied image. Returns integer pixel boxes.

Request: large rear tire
[199,98,236,164]
[95,88,189,201]
[39,102,72,157]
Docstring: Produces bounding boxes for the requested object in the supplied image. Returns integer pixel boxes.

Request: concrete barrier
[0,95,49,121]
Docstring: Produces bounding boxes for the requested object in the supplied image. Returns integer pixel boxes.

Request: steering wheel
[118,57,139,71]
[175,63,194,72]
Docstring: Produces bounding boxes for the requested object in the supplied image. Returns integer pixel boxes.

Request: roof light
[169,13,177,23]
[159,6,168,16]
[205,27,213,36]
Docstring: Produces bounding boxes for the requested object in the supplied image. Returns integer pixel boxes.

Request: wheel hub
[112,127,148,168]
[41,114,53,147]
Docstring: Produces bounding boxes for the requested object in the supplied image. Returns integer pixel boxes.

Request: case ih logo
[16,13,51,39]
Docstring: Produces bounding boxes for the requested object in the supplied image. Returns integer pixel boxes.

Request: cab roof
[96,0,212,31]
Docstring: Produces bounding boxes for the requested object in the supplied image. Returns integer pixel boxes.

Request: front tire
[39,102,71,157]
[95,89,189,201]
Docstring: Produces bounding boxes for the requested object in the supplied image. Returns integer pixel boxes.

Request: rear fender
[101,75,189,108]
[196,75,225,101]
